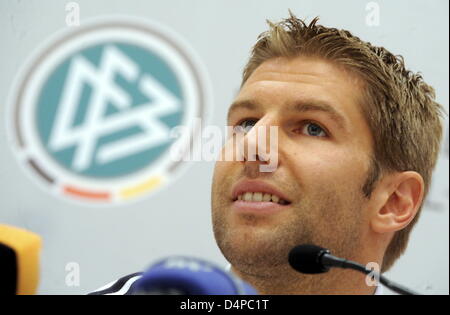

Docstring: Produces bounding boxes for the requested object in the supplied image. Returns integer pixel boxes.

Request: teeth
[236,192,288,205]
[244,192,252,201]
[253,192,262,202]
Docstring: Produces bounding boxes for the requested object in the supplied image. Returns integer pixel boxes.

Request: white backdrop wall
[0,0,448,295]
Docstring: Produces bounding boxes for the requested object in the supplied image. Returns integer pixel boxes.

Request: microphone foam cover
[130,256,257,295]
[288,244,329,274]
[0,224,42,295]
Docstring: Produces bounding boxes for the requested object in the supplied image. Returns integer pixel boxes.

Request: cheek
[212,161,226,195]
[287,146,367,191]
[212,158,236,199]
[215,142,234,173]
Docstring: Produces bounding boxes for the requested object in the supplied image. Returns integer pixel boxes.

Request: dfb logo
[7,17,211,205]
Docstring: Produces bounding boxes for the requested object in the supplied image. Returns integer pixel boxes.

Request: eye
[300,121,328,137]
[235,118,258,133]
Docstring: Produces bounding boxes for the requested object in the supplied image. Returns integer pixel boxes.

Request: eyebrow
[227,99,347,131]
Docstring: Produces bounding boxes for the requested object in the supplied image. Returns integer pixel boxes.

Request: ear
[370,171,425,234]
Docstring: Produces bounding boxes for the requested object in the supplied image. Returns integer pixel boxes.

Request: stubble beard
[212,185,365,280]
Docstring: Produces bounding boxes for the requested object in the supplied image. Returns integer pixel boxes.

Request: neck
[231,263,378,295]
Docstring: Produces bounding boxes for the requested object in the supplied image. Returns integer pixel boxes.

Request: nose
[240,115,279,172]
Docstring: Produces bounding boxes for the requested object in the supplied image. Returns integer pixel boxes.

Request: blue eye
[302,122,327,137]
[236,119,258,133]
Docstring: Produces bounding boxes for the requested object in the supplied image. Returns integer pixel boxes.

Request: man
[90,13,444,295]
[211,12,444,295]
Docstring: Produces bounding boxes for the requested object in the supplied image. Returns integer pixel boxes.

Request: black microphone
[288,244,420,295]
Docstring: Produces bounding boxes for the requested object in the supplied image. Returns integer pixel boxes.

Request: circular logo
[7,17,210,205]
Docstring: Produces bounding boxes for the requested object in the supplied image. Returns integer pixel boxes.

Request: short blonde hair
[242,12,445,271]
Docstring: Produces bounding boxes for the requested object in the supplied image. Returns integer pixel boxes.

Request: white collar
[374,284,383,295]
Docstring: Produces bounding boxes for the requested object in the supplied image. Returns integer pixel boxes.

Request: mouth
[231,180,292,214]
[233,192,291,205]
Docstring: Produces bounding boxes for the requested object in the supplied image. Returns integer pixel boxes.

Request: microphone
[0,224,42,295]
[288,244,420,295]
[129,256,258,295]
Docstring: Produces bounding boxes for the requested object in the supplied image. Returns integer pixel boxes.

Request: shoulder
[88,272,143,295]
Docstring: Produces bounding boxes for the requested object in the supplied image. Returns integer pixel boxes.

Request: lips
[230,179,292,214]
[231,179,292,204]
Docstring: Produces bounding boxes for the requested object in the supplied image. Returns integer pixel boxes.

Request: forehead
[241,56,364,108]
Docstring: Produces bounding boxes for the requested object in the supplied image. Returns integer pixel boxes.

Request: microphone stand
[321,254,421,295]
